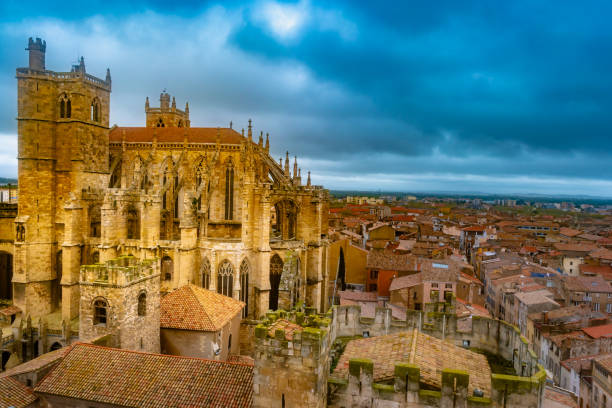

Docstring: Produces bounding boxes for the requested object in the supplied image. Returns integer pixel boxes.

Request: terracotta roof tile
[160,285,244,331]
[366,251,418,272]
[338,291,378,302]
[0,305,21,316]
[583,324,612,339]
[0,376,37,408]
[34,343,253,408]
[332,330,491,397]
[109,126,244,145]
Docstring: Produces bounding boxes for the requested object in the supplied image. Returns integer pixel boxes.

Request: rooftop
[109,126,244,145]
[160,284,244,331]
[366,251,418,272]
[583,323,612,339]
[332,330,491,397]
[34,343,253,408]
[0,376,37,408]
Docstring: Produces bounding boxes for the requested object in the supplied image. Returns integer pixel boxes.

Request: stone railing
[16,68,111,90]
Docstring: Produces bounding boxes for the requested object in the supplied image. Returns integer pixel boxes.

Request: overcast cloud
[1,0,611,196]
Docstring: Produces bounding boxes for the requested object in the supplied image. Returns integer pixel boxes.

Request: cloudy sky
[1,0,611,196]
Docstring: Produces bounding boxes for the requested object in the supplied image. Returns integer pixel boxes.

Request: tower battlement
[26,37,46,71]
[80,256,159,287]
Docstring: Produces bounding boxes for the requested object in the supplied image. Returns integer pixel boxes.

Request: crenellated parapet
[80,255,159,287]
[253,308,333,408]
[328,358,545,408]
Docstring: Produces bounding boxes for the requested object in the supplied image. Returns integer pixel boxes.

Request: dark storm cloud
[0,1,611,195]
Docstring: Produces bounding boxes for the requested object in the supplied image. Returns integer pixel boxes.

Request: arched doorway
[0,251,12,300]
[269,254,283,310]
[50,342,63,351]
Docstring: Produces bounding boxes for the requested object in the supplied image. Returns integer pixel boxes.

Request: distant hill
[0,178,17,185]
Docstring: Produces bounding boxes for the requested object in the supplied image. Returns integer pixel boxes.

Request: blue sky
[1,0,612,196]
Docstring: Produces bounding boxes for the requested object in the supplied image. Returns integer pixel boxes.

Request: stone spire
[284,152,290,176]
[248,119,253,141]
[185,101,189,114]
[171,96,176,110]
[293,156,298,179]
[265,133,270,152]
[258,131,263,147]
[145,96,150,110]
[229,120,233,129]
[307,171,311,186]
[105,68,112,85]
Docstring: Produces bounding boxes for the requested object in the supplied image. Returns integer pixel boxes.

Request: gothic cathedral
[13,38,330,331]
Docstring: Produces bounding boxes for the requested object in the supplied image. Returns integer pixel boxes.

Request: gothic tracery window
[58,93,71,119]
[217,260,234,298]
[201,257,211,289]
[156,118,165,127]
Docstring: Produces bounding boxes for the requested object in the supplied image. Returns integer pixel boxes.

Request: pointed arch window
[240,259,249,318]
[59,94,71,119]
[269,254,283,310]
[162,255,173,281]
[138,292,146,316]
[89,204,101,238]
[91,98,101,122]
[201,257,211,289]
[217,260,234,298]
[157,118,165,127]
[127,206,140,239]
[225,165,234,220]
[109,159,121,188]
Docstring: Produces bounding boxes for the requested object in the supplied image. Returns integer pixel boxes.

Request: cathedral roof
[34,343,253,408]
[109,126,244,145]
[160,284,245,331]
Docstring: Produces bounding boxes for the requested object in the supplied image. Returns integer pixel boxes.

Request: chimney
[26,37,46,71]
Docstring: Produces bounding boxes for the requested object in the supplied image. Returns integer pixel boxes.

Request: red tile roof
[338,291,378,302]
[0,376,37,408]
[560,227,583,237]
[160,285,244,331]
[462,225,486,232]
[109,126,244,145]
[0,305,21,316]
[34,343,253,408]
[590,248,612,261]
[583,324,612,339]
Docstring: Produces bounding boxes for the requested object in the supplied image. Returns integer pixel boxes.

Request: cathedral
[9,37,330,355]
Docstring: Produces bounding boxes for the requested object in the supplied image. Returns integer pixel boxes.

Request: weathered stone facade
[8,37,330,365]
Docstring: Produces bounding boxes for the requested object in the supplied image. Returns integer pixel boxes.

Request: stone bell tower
[14,38,111,317]
[145,91,190,128]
